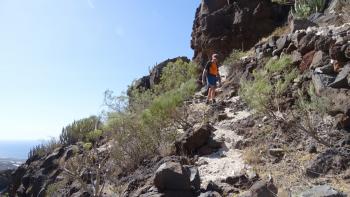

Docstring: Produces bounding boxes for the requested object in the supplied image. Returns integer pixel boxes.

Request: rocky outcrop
[191,0,291,65]
[127,56,190,95]
[0,170,12,193]
[9,145,81,197]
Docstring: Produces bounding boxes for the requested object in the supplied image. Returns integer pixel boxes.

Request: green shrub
[86,129,103,143]
[240,55,331,147]
[83,142,93,150]
[223,50,250,66]
[240,70,273,113]
[28,137,61,158]
[59,116,102,145]
[265,55,292,73]
[293,0,326,18]
[239,55,296,113]
[105,60,198,170]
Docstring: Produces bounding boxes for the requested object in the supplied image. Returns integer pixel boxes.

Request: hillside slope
[3,0,350,196]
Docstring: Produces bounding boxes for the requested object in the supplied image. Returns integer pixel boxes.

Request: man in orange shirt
[202,54,221,104]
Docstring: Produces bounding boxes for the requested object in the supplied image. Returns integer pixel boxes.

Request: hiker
[202,54,222,104]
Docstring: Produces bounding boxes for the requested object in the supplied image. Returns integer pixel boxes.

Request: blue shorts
[207,75,217,87]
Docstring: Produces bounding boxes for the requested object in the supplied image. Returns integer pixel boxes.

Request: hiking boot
[212,99,216,104]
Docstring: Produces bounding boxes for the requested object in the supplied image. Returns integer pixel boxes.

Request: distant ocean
[0,140,42,160]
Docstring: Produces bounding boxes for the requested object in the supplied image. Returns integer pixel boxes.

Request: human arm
[202,69,207,85]
[202,62,210,85]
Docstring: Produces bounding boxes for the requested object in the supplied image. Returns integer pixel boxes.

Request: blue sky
[0,0,200,140]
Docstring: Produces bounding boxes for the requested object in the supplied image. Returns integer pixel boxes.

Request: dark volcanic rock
[329,64,350,89]
[300,51,316,72]
[298,33,317,55]
[9,145,80,197]
[238,180,278,197]
[290,18,317,32]
[0,170,13,193]
[191,0,290,65]
[153,162,191,191]
[306,148,350,178]
[175,123,214,155]
[298,185,345,197]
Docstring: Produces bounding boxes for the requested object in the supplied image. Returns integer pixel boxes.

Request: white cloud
[87,0,95,9]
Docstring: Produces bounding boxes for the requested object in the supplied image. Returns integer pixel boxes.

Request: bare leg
[211,87,216,101]
[207,88,213,101]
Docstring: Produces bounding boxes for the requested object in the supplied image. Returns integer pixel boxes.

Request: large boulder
[175,123,214,155]
[153,162,198,192]
[238,180,278,197]
[191,0,290,65]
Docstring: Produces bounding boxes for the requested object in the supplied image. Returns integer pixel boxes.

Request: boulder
[224,173,257,190]
[291,50,303,66]
[328,64,350,88]
[290,18,317,33]
[276,35,290,51]
[239,180,278,197]
[191,0,290,64]
[154,162,191,191]
[298,185,345,197]
[184,166,200,192]
[330,44,349,63]
[175,124,214,155]
[286,43,297,54]
[205,181,238,196]
[315,64,336,75]
[310,51,330,69]
[315,36,334,52]
[298,33,318,55]
[300,51,316,72]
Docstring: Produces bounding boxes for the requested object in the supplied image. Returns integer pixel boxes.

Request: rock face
[0,170,12,193]
[9,145,80,197]
[191,0,290,65]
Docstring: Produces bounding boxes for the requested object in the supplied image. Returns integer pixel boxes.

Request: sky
[0,0,200,140]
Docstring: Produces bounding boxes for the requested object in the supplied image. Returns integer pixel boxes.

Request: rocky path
[192,96,253,188]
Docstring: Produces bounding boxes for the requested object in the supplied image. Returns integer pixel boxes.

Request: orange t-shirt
[206,62,218,76]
